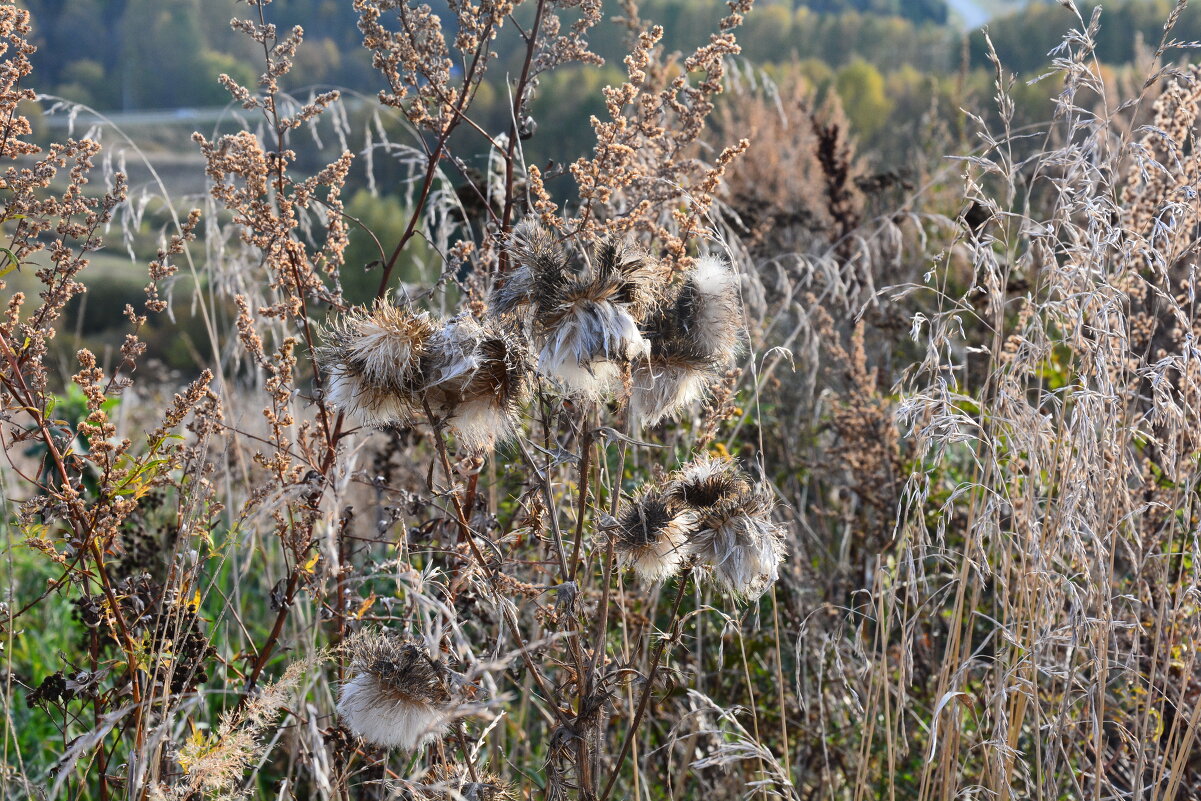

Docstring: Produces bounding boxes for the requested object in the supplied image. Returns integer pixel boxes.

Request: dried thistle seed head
[496,221,657,399]
[492,219,568,316]
[689,506,786,598]
[423,764,516,801]
[628,257,741,426]
[629,307,718,427]
[537,297,648,399]
[336,632,452,751]
[668,455,752,519]
[615,487,698,585]
[628,356,716,428]
[318,301,436,425]
[591,233,663,319]
[679,477,785,599]
[677,256,742,365]
[423,316,531,451]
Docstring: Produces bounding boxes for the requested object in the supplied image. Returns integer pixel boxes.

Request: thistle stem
[598,567,692,801]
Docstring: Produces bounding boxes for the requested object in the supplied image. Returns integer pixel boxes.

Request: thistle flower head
[336,632,453,751]
[688,495,786,598]
[423,315,531,451]
[614,486,698,585]
[628,257,742,426]
[495,220,663,398]
[669,456,785,598]
[318,301,436,425]
[423,764,516,801]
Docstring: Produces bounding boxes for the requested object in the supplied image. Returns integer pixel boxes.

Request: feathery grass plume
[336,632,453,751]
[317,300,436,425]
[423,315,531,451]
[614,485,699,585]
[630,256,743,426]
[668,456,785,597]
[494,219,660,399]
[175,654,319,799]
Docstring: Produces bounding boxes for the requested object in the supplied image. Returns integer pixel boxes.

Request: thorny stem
[598,567,692,801]
[568,406,595,583]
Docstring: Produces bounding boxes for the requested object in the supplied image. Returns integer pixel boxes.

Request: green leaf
[0,248,18,277]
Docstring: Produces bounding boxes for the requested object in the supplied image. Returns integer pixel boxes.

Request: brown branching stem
[599,567,692,801]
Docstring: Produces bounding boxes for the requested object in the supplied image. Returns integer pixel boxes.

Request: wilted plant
[0,0,809,798]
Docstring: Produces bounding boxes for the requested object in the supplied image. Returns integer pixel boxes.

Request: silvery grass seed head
[337,632,453,751]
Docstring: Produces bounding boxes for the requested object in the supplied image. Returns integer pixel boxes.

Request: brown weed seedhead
[631,256,743,427]
[318,300,437,425]
[494,219,659,399]
[614,485,698,585]
[421,763,518,801]
[422,315,532,451]
[337,632,454,751]
[669,456,784,597]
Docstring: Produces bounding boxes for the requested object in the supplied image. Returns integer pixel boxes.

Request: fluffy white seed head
[628,359,715,428]
[335,633,453,751]
[317,302,435,426]
[539,300,647,399]
[667,456,786,598]
[683,256,742,365]
[336,671,449,751]
[421,316,531,451]
[615,488,698,585]
[690,515,786,599]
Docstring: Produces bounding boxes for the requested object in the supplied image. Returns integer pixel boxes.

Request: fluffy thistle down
[669,456,785,598]
[630,256,743,427]
[318,303,530,449]
[317,301,436,424]
[494,219,662,399]
[614,486,699,585]
[422,315,531,451]
[336,633,454,751]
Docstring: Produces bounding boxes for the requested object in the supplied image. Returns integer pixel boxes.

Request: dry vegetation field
[5,0,1201,799]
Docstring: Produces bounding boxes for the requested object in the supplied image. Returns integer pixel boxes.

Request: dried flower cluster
[322,221,744,438]
[616,456,785,596]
